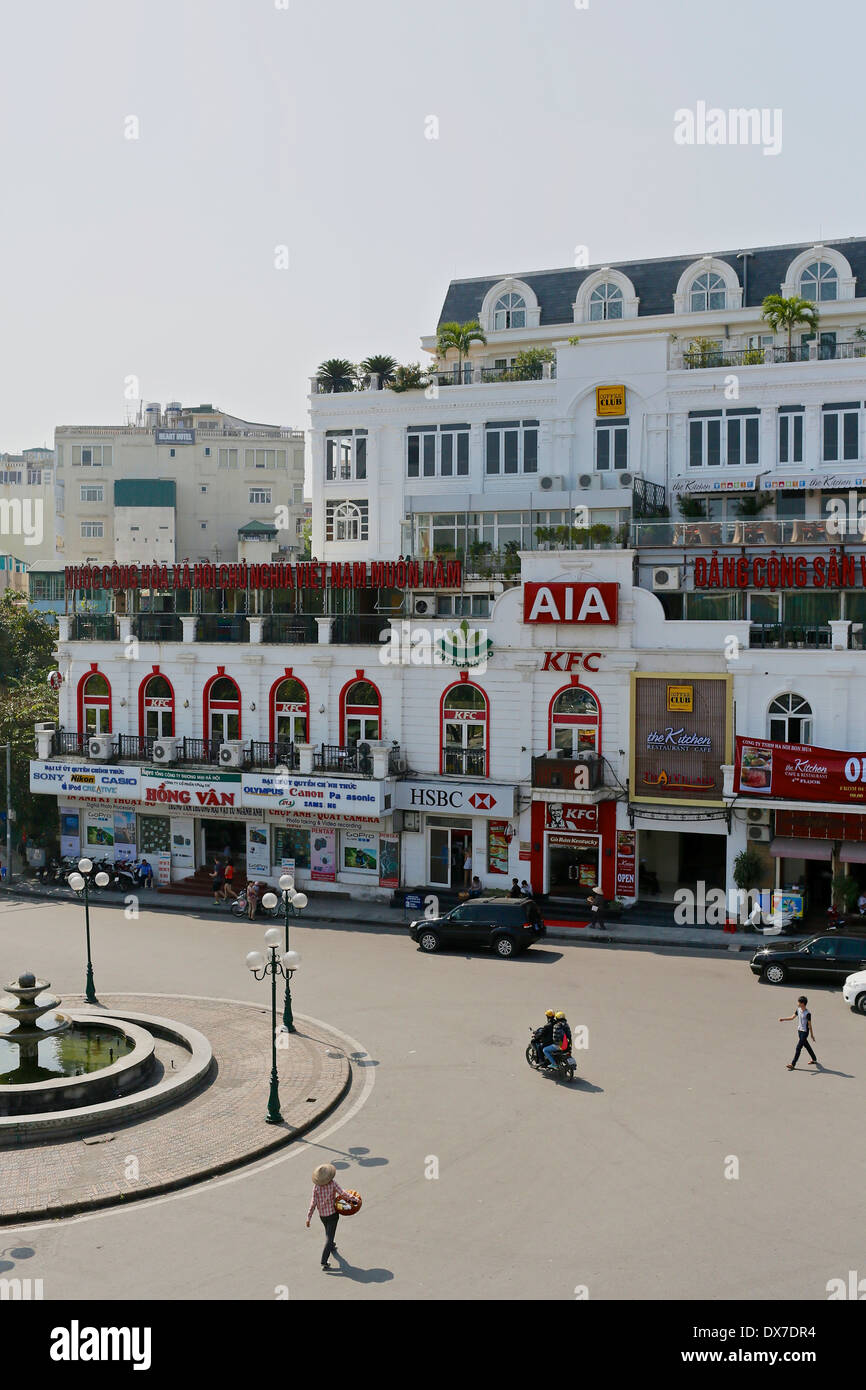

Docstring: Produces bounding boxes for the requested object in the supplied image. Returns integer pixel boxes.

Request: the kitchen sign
[29,761,141,800]
[735,736,866,805]
[395,780,516,818]
[523,582,618,625]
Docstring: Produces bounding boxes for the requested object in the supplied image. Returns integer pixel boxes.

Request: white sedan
[842,970,866,1015]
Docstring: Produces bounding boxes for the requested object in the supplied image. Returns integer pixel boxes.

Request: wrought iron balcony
[196,614,250,642]
[441,747,486,778]
[133,614,184,642]
[261,614,318,643]
[70,615,119,640]
[249,740,300,770]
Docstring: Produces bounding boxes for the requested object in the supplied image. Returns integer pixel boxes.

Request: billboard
[735,736,866,806]
[631,674,732,805]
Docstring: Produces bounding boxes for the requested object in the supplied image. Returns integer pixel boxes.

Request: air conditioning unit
[748,825,771,842]
[746,808,770,825]
[152,737,180,765]
[618,471,637,487]
[577,473,594,490]
[218,740,245,768]
[88,734,114,761]
[413,596,434,617]
[538,475,564,492]
[652,567,681,592]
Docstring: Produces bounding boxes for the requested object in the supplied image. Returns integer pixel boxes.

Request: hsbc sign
[395,780,516,818]
[523,582,618,625]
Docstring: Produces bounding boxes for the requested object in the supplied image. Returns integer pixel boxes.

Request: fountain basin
[0,1015,155,1116]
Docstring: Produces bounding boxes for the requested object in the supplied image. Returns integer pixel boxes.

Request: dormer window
[589,282,623,321]
[493,293,526,330]
[800,260,838,303]
[689,272,727,312]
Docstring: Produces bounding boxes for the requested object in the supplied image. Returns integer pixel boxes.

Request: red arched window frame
[138,666,176,738]
[268,667,310,745]
[202,667,242,741]
[77,663,112,735]
[439,673,490,777]
[547,678,602,755]
[338,669,382,745]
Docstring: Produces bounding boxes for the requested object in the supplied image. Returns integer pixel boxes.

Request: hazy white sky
[1,0,864,453]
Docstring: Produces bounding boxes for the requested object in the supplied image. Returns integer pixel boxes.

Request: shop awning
[839,841,866,863]
[770,837,833,861]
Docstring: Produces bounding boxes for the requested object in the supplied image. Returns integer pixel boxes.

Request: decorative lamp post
[245,927,301,1124]
[67,856,110,1004]
[261,873,307,1033]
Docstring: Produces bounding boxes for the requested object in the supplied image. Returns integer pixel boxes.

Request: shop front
[528,798,618,900]
[394,779,518,890]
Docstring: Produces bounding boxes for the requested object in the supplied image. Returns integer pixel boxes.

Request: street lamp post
[67,857,109,1004]
[261,875,307,1033]
[0,742,11,886]
[245,928,301,1124]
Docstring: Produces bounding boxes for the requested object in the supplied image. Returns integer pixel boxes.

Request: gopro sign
[523,582,618,625]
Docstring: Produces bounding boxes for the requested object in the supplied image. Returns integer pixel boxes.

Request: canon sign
[523,582,618,625]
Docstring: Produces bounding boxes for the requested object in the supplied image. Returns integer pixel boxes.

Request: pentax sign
[523,582,618,625]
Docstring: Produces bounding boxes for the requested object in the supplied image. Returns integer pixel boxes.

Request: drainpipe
[737,250,754,308]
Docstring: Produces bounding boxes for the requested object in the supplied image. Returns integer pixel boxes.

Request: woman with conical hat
[306,1164,348,1270]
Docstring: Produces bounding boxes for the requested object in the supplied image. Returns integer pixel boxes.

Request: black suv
[409,897,546,959]
[750,933,866,985]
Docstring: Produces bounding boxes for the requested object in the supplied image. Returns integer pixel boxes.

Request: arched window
[140,672,174,739]
[271,675,309,746]
[800,260,838,303]
[589,282,623,321]
[550,686,600,755]
[205,674,241,743]
[333,501,363,541]
[79,669,111,735]
[341,678,381,747]
[768,693,812,744]
[690,272,727,312]
[493,292,526,330]
[441,681,488,777]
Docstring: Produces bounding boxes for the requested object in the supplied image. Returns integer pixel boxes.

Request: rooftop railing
[632,518,866,547]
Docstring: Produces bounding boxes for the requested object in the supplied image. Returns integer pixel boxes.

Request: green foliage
[436,320,487,366]
[316,358,358,393]
[502,540,521,577]
[359,355,397,388]
[388,363,429,393]
[687,337,724,367]
[299,519,312,559]
[0,595,59,842]
[732,848,764,893]
[676,496,705,518]
[0,592,56,688]
[735,492,774,518]
[741,348,766,366]
[832,873,861,912]
[761,294,819,357]
[506,347,554,381]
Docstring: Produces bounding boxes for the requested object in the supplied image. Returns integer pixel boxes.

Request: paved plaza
[0,893,862,1301]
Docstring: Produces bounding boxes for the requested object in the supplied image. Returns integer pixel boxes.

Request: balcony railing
[331,614,390,644]
[133,614,184,642]
[261,614,318,643]
[442,747,486,777]
[249,740,300,770]
[179,737,224,765]
[632,518,866,547]
[680,342,866,370]
[196,615,250,642]
[70,615,119,640]
[54,730,88,756]
[117,734,155,760]
[313,743,374,775]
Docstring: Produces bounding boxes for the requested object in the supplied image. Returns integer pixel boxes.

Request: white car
[842,970,866,1015]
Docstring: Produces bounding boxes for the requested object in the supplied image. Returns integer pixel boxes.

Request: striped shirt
[307,1180,347,1221]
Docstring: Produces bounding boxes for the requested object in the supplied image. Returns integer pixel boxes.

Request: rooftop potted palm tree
[316,358,358,393]
[359,354,397,389]
[761,294,819,363]
[436,320,487,383]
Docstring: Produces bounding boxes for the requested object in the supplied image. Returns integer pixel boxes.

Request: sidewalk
[2,877,780,953]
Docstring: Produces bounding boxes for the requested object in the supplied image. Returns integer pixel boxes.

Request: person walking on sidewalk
[306,1163,348,1270]
[781,995,820,1070]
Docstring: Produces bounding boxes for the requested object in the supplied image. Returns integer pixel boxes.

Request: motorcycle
[37,856,61,884]
[526,1027,576,1083]
[112,862,141,893]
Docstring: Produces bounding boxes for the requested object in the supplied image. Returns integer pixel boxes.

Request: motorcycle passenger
[542,1011,572,1070]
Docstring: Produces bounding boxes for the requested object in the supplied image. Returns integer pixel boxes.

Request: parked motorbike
[37,856,61,884]
[112,862,140,893]
[525,1027,576,1083]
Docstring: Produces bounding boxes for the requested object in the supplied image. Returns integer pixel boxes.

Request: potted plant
[510,347,554,381]
[389,362,430,392]
[676,496,705,518]
[435,320,487,382]
[761,294,819,362]
[832,872,861,914]
[468,539,492,574]
[687,337,724,368]
[315,358,358,393]
[359,354,398,389]
[589,523,613,548]
[502,540,521,578]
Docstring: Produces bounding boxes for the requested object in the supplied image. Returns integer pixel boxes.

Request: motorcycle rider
[533,1009,556,1064]
[542,1011,572,1071]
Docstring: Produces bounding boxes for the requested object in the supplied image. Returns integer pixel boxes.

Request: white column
[247,616,264,645]
[180,616,196,644]
[316,617,333,644]
[296,743,314,774]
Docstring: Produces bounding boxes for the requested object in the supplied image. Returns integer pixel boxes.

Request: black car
[409,897,546,959]
[750,933,866,985]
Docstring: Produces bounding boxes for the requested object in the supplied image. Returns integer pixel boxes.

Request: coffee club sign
[631,673,732,806]
[694,553,866,591]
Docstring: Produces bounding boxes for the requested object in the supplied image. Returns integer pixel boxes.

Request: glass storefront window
[784,591,840,625]
[138,815,170,854]
[272,826,311,869]
[685,592,740,621]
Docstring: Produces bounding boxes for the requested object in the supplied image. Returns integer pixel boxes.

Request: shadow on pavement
[327,1253,393,1283]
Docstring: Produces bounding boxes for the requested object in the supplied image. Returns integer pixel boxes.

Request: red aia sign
[523,582,618,625]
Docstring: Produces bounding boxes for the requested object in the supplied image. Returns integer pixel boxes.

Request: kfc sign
[541,651,603,672]
[524,583,618,625]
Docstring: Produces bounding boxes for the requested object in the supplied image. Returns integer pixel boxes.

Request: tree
[299,519,312,559]
[359,355,397,389]
[0,594,60,843]
[761,294,819,362]
[388,363,430,393]
[315,358,358,393]
[435,320,487,376]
